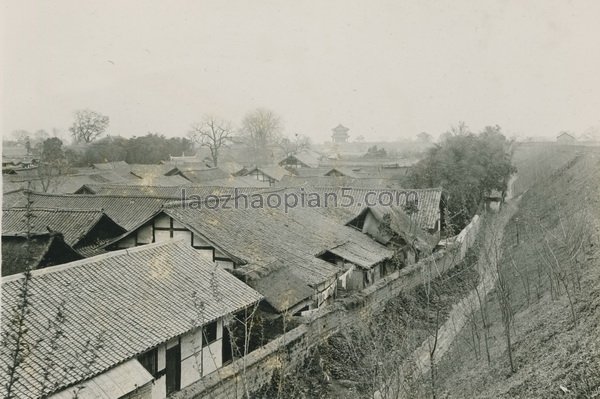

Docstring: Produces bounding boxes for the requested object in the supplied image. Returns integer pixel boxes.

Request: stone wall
[172,215,481,399]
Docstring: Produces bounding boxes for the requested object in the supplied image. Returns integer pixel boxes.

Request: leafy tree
[125,134,192,164]
[408,124,516,232]
[240,108,282,165]
[69,110,109,143]
[81,136,129,165]
[188,115,233,167]
[39,138,64,163]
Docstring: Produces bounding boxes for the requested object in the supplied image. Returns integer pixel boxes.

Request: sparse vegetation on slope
[434,146,600,398]
[253,250,481,399]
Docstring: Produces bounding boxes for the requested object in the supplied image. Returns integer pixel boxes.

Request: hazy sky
[2,0,600,143]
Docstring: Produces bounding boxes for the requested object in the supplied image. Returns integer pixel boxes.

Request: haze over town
[3,0,600,142]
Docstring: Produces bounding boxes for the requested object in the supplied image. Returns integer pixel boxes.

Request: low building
[278,150,321,169]
[279,186,446,238]
[346,206,436,265]
[91,160,130,171]
[485,190,503,212]
[105,201,393,315]
[241,165,290,186]
[0,240,263,398]
[556,132,576,145]
[4,192,171,231]
[177,167,232,184]
[2,208,126,256]
[1,232,83,276]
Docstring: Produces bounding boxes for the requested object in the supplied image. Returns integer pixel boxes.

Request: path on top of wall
[407,197,520,392]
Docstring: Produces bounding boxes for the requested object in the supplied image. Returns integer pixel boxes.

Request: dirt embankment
[410,198,519,382]
[434,147,600,398]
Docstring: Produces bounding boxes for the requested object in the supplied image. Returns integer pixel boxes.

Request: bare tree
[36,137,69,193]
[277,133,311,157]
[189,115,233,167]
[240,108,282,165]
[69,109,109,143]
[482,223,516,374]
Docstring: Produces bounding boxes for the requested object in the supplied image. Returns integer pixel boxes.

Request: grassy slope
[435,146,600,398]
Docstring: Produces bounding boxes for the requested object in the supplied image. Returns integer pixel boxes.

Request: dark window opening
[165,343,181,395]
[222,325,232,364]
[138,347,158,377]
[347,211,367,230]
[202,321,218,346]
[293,305,309,316]
[318,251,338,264]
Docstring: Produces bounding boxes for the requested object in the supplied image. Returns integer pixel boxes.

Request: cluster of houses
[1,139,448,398]
[3,147,417,194]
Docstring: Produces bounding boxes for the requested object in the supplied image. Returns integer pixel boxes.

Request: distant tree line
[408,123,516,233]
[10,107,314,167]
[72,134,193,165]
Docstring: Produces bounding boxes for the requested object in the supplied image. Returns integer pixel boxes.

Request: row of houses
[1,170,443,397]
[3,146,419,195]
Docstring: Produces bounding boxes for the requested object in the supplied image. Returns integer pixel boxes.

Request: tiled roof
[217,161,246,175]
[92,161,130,170]
[163,203,392,311]
[557,132,575,139]
[49,359,153,399]
[128,164,178,179]
[332,124,349,131]
[2,181,25,194]
[0,240,262,398]
[130,174,192,187]
[2,208,115,247]
[279,151,321,168]
[277,176,406,189]
[162,161,209,169]
[2,189,27,207]
[290,167,334,177]
[5,171,134,193]
[250,267,315,313]
[1,233,83,276]
[3,192,169,230]
[324,167,359,178]
[318,158,418,168]
[178,168,232,183]
[278,186,443,230]
[205,176,271,188]
[244,165,290,181]
[72,184,270,199]
[359,206,438,251]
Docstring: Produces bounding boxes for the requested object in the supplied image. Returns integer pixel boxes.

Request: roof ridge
[2,231,64,238]
[4,207,105,213]
[1,239,188,283]
[27,191,174,200]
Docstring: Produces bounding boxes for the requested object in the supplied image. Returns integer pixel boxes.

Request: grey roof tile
[0,240,262,398]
